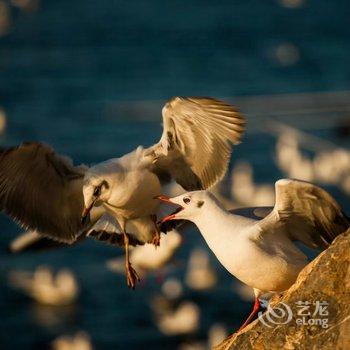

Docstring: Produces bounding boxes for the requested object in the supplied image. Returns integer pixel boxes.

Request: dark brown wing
[88,230,144,247]
[0,142,86,243]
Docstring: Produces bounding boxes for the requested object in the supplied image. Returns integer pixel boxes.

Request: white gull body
[193,202,305,293]
[158,179,349,329]
[85,147,163,243]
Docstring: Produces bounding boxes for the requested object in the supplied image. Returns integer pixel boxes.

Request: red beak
[154,195,184,223]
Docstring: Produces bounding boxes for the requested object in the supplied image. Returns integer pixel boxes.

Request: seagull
[156,179,349,330]
[0,97,244,288]
[230,161,275,206]
[52,332,92,350]
[8,266,79,306]
[276,132,314,181]
[185,248,218,290]
[155,300,201,336]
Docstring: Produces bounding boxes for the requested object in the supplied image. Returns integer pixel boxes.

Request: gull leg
[237,298,260,332]
[150,214,161,247]
[121,224,140,289]
[237,289,262,332]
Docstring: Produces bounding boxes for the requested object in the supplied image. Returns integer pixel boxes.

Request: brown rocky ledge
[215,229,350,350]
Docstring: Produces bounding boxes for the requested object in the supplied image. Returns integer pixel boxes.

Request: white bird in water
[51,332,93,350]
[8,266,79,306]
[0,97,244,288]
[106,229,182,278]
[208,323,228,349]
[185,248,218,291]
[275,131,350,189]
[0,107,6,134]
[230,161,275,206]
[161,277,184,299]
[155,300,200,335]
[156,179,349,331]
[275,132,314,182]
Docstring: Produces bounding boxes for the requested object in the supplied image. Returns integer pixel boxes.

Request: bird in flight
[0,97,245,288]
[156,179,349,330]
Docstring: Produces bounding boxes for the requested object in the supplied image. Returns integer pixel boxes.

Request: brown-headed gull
[0,97,244,288]
[156,179,349,330]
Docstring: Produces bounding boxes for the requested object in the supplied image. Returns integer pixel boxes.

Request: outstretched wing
[262,179,349,249]
[0,142,86,243]
[9,226,141,253]
[150,97,245,190]
[87,213,145,246]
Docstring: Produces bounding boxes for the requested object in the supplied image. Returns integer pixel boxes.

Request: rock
[215,229,350,350]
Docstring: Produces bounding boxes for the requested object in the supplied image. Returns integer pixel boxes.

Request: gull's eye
[93,186,101,197]
[183,197,191,204]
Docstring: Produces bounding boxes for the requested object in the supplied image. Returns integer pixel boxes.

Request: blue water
[0,1,350,349]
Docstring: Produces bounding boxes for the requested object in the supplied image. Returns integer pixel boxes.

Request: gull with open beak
[0,97,244,289]
[156,179,349,331]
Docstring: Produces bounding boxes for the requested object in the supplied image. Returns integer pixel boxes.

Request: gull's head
[155,191,210,223]
[81,175,111,224]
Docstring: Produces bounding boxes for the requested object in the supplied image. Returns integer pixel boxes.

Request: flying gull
[0,97,245,288]
[156,179,349,329]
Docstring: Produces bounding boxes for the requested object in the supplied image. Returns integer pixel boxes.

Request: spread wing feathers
[272,179,349,249]
[151,97,245,190]
[0,142,86,243]
[88,230,143,247]
[87,214,144,246]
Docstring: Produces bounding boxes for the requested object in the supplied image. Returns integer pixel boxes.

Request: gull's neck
[190,198,251,256]
[192,198,231,231]
[188,198,261,285]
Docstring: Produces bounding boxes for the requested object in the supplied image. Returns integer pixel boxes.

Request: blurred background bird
[106,229,182,280]
[8,266,79,306]
[51,332,93,350]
